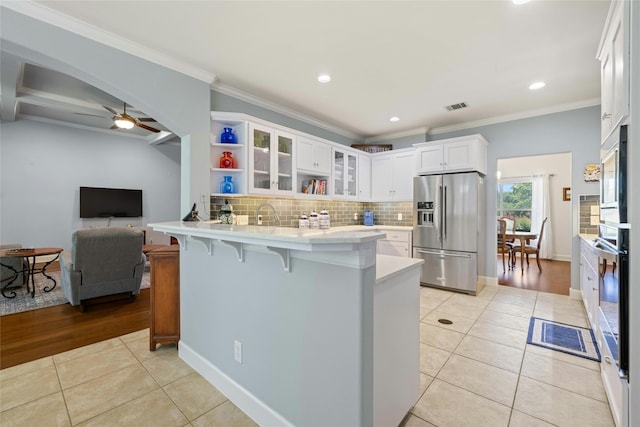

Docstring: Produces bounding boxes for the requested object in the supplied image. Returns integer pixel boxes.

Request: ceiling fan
[76,102,161,133]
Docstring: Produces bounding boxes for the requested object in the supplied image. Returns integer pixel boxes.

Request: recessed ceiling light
[513,0,530,5]
[317,74,331,83]
[389,116,400,122]
[529,81,546,90]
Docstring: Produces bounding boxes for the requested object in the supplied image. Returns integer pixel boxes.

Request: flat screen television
[80,186,143,218]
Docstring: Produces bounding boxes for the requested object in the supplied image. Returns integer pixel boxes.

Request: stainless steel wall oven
[596,211,630,380]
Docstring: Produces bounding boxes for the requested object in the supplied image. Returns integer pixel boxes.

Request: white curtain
[531,174,553,259]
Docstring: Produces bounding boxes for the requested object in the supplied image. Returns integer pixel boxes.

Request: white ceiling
[1,0,610,140]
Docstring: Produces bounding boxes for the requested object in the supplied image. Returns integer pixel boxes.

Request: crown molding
[1,1,216,84]
[364,127,429,144]
[212,82,363,141]
[429,98,600,136]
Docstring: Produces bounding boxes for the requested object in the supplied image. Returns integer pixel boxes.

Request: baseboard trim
[179,342,294,427]
[569,288,582,300]
[480,276,498,287]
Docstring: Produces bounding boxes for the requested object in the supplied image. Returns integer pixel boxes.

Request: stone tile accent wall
[210,196,413,228]
[579,194,599,234]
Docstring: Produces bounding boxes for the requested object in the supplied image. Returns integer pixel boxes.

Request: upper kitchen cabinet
[332,148,358,199]
[598,0,630,144]
[413,135,488,176]
[249,123,295,196]
[371,149,415,201]
[296,137,332,197]
[297,137,332,175]
[358,154,372,201]
[210,113,248,196]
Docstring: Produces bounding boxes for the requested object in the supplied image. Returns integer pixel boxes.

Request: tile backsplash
[579,194,599,234]
[209,196,413,228]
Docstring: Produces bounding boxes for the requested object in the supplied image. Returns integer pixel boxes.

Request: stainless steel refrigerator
[412,172,486,295]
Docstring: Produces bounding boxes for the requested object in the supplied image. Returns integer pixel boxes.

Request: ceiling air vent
[445,102,469,111]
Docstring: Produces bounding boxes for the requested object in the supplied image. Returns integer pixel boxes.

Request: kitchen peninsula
[149,221,423,426]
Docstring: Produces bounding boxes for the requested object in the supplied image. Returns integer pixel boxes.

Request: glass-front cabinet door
[276,132,293,193]
[249,123,295,195]
[250,124,272,194]
[332,148,358,199]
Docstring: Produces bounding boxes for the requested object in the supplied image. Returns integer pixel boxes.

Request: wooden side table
[0,247,62,298]
[148,245,180,351]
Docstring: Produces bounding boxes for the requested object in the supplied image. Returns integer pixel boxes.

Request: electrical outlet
[257,215,263,225]
[397,213,403,221]
[354,212,358,220]
[234,340,243,364]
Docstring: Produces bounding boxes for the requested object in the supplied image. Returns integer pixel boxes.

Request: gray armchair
[60,227,146,310]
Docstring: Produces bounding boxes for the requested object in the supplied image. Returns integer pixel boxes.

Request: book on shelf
[301,179,327,195]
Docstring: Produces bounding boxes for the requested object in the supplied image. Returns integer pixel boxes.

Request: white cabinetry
[210,113,247,196]
[358,154,371,201]
[371,150,415,201]
[414,135,488,176]
[580,238,599,328]
[377,230,412,258]
[332,148,358,199]
[297,137,332,175]
[296,137,332,197]
[598,0,629,143]
[248,123,295,196]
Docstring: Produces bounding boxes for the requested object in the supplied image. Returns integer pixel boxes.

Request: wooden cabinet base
[148,246,180,351]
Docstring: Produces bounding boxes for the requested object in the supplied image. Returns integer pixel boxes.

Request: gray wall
[0,120,180,250]
[1,7,211,214]
[431,106,601,289]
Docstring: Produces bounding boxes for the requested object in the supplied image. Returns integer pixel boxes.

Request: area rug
[527,317,601,362]
[0,271,150,316]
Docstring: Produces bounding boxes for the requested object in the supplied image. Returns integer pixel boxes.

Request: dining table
[505,231,538,273]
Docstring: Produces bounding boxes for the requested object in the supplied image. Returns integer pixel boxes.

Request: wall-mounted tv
[80,186,143,218]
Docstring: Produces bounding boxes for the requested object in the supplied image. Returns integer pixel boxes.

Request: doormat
[527,317,601,362]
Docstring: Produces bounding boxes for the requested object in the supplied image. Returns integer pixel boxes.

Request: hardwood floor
[1,257,570,370]
[497,256,571,295]
[0,289,150,369]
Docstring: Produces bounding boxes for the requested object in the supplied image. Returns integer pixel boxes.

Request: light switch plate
[590,205,599,215]
[590,215,600,225]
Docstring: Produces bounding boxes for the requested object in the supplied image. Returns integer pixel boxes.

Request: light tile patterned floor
[407,285,615,427]
[0,329,257,427]
[0,285,615,426]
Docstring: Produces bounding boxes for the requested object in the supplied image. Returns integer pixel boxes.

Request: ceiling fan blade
[74,112,109,118]
[102,105,118,115]
[136,117,156,122]
[136,122,161,133]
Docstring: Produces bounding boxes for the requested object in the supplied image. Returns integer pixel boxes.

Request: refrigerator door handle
[415,249,471,259]
[438,185,443,244]
[443,185,447,241]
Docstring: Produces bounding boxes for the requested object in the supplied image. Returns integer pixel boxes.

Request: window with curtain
[496,179,532,231]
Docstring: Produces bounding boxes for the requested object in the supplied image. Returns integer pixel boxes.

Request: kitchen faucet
[255,203,280,225]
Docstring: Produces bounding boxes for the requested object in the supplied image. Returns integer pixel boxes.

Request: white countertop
[579,233,599,246]
[376,254,423,283]
[148,221,388,247]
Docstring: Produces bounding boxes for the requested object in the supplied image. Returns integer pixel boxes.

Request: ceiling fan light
[114,117,135,129]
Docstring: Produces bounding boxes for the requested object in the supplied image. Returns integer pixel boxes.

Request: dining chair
[513,217,548,272]
[497,219,514,273]
[499,217,515,243]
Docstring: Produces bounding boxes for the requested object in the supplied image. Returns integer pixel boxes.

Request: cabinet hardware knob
[593,288,598,291]
[602,112,611,120]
